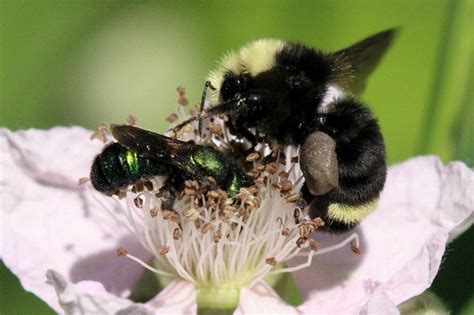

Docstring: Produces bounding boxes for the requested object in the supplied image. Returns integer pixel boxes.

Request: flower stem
[196,287,240,315]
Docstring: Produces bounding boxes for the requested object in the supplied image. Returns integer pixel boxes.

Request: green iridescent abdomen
[90,142,170,193]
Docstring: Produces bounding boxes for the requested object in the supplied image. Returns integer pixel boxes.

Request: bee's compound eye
[220,73,241,101]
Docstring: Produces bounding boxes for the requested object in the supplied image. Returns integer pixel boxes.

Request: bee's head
[172,30,396,137]
[207,39,336,134]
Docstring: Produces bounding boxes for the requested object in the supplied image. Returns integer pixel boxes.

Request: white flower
[1,126,472,314]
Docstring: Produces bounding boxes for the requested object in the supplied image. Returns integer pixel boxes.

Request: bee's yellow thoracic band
[207,39,285,102]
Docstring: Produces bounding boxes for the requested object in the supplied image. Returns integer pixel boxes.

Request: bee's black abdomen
[307,98,387,232]
[322,98,386,202]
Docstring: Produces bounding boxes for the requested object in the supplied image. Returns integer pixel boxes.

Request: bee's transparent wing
[331,28,398,95]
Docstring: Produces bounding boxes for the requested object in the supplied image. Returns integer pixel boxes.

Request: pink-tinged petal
[295,156,473,313]
[46,270,153,314]
[235,282,299,315]
[0,128,148,311]
[439,161,473,241]
[360,286,399,315]
[146,280,197,314]
[47,272,198,315]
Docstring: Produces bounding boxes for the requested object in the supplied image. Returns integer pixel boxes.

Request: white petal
[46,270,152,315]
[47,270,198,315]
[294,156,473,313]
[360,285,399,315]
[146,280,197,314]
[0,128,148,310]
[235,282,299,315]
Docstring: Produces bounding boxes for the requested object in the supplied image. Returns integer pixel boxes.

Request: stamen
[87,107,359,295]
[295,232,360,257]
[269,232,360,278]
[120,249,174,278]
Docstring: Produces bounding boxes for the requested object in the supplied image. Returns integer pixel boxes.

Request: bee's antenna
[198,81,216,136]
[172,98,237,135]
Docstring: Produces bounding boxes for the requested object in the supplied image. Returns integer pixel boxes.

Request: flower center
[87,104,360,305]
[101,146,326,289]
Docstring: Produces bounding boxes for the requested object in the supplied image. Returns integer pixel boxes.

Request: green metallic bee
[90,125,252,206]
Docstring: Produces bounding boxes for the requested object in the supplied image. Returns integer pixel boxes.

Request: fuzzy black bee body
[90,125,253,205]
[176,29,396,231]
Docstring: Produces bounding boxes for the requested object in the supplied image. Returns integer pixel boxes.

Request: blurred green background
[0,0,472,314]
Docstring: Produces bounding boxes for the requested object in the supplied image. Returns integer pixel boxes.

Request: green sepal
[264,263,302,306]
[128,259,173,303]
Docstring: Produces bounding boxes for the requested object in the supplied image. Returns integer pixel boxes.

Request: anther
[296,237,307,248]
[173,228,182,240]
[255,177,265,188]
[90,123,109,143]
[150,207,158,217]
[134,196,144,208]
[132,182,144,193]
[163,210,181,223]
[200,222,212,234]
[166,113,178,123]
[256,164,265,172]
[351,244,361,256]
[293,208,300,219]
[176,85,186,97]
[298,224,308,239]
[176,86,189,106]
[264,162,278,174]
[285,193,299,203]
[214,228,222,243]
[143,181,154,191]
[184,208,200,221]
[313,217,325,227]
[309,239,320,251]
[127,114,138,126]
[272,183,282,190]
[280,179,293,192]
[207,190,220,199]
[206,123,223,137]
[276,216,283,227]
[159,245,170,255]
[78,177,89,185]
[205,176,217,186]
[117,247,128,256]
[246,152,261,162]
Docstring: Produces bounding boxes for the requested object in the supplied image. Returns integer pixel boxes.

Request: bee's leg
[198,81,216,136]
[157,174,184,211]
[158,186,176,211]
[299,131,339,196]
[225,119,257,145]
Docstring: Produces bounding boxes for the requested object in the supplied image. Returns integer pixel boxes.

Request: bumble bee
[90,125,252,208]
[174,29,396,232]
